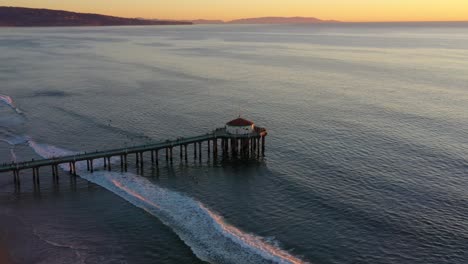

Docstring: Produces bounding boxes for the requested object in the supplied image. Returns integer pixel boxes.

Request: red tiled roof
[226,117,254,126]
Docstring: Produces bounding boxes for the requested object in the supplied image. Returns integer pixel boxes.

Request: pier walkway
[0,127,267,186]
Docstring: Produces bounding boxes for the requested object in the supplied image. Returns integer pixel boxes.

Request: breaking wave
[0,94,23,114]
[27,140,307,264]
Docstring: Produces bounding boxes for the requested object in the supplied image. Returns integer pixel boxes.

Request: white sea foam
[0,94,23,114]
[27,140,307,264]
[0,94,14,107]
[10,148,17,162]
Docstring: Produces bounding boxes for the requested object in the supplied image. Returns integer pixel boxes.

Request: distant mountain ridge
[0,7,337,27]
[228,17,339,24]
[0,7,191,27]
[189,16,339,24]
[190,19,225,24]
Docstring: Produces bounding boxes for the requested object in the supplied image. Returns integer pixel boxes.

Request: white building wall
[226,125,254,135]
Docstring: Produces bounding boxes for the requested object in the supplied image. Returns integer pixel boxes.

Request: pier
[1,120,267,186]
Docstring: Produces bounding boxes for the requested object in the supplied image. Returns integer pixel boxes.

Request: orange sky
[2,0,468,21]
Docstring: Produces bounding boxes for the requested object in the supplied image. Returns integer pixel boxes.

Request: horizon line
[2,6,468,24]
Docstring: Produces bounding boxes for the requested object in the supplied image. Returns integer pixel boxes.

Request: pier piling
[107,157,112,171]
[199,142,202,161]
[170,147,173,163]
[1,125,267,188]
[156,150,159,166]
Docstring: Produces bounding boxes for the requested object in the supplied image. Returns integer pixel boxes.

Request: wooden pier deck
[0,127,267,185]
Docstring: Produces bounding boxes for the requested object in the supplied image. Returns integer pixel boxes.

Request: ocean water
[0,23,467,264]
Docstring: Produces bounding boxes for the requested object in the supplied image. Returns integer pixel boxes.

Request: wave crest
[27,141,307,264]
[0,94,23,114]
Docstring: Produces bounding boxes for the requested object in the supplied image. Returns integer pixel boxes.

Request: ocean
[0,23,467,264]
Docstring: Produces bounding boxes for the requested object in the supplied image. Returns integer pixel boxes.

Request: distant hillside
[190,19,225,24]
[0,7,191,27]
[228,17,339,24]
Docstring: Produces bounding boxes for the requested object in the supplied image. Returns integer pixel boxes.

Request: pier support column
[90,160,94,173]
[13,170,19,185]
[170,147,173,163]
[239,139,242,158]
[72,162,76,176]
[226,138,229,156]
[52,165,59,183]
[33,170,37,186]
[124,155,128,172]
[156,150,159,166]
[52,165,56,178]
[194,143,197,159]
[151,151,155,164]
[16,170,20,185]
[243,138,248,158]
[223,138,228,157]
[87,160,90,171]
[262,136,265,156]
[199,142,202,161]
[139,152,144,168]
[230,138,235,158]
[180,145,183,160]
[246,139,249,157]
[250,138,254,157]
[243,139,247,158]
[208,139,211,158]
[257,137,260,158]
[184,145,188,162]
[35,168,40,185]
[107,157,112,171]
[213,139,218,159]
[231,138,234,157]
[239,138,242,157]
[104,157,107,168]
[165,148,169,162]
[120,156,124,172]
[221,139,225,156]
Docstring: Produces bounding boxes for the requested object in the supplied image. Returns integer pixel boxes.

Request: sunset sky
[2,0,468,22]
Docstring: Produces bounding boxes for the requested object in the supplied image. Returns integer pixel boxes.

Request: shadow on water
[3,153,269,195]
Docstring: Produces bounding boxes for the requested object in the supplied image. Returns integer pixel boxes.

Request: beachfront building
[226,117,255,135]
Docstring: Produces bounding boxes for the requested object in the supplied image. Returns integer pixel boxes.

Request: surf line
[0,94,23,114]
[25,140,308,264]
